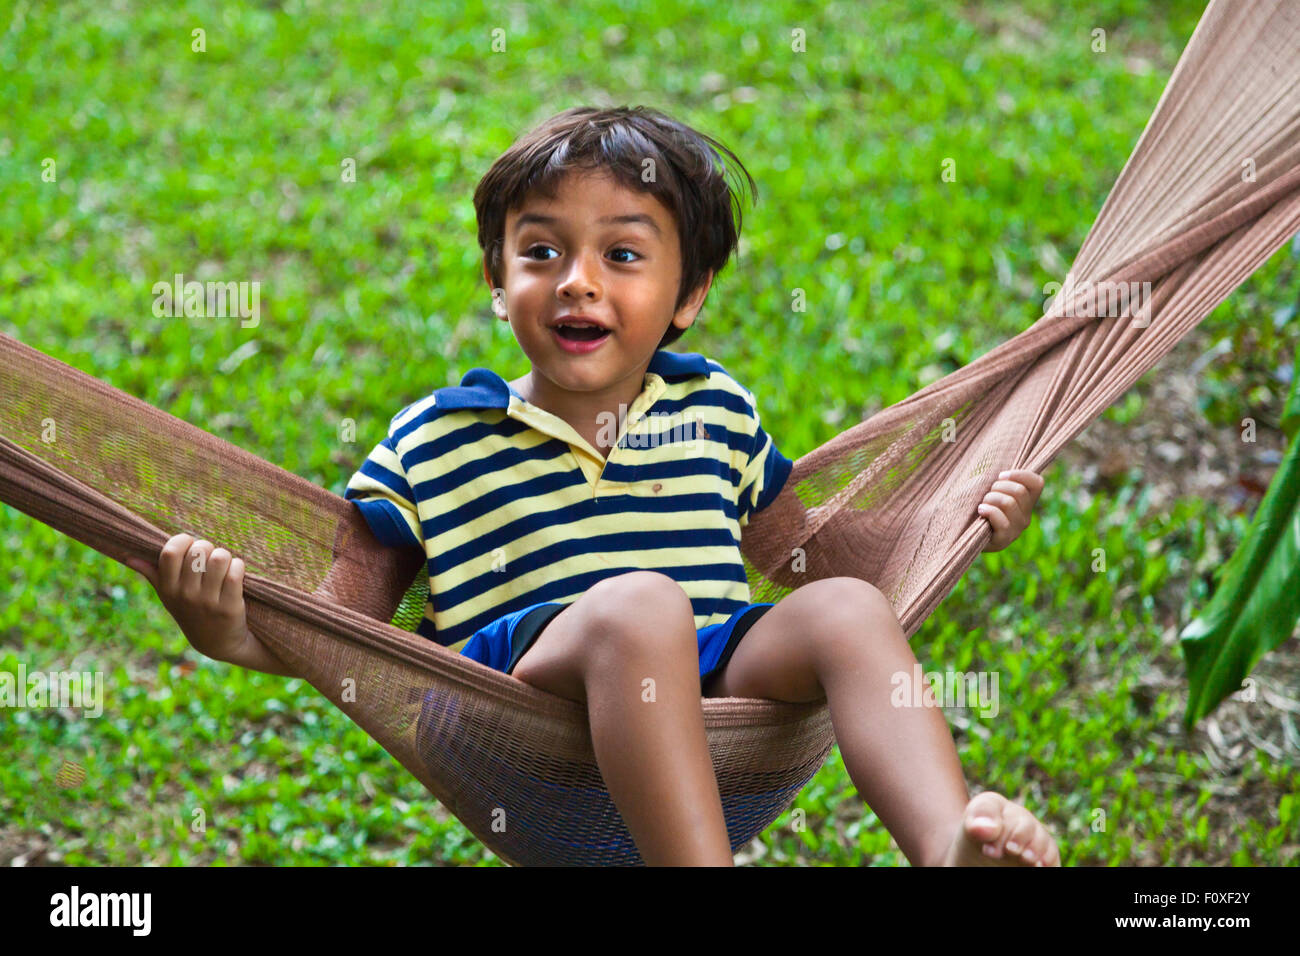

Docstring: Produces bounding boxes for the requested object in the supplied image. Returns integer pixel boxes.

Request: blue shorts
[460,600,776,690]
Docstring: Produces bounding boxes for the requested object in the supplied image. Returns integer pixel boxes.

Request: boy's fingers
[1016,472,1043,507]
[990,481,1027,508]
[180,540,214,601]
[221,557,246,607]
[203,548,232,606]
[997,485,1037,523]
[977,501,1010,538]
[998,469,1043,494]
[986,490,1026,526]
[1014,469,1044,499]
[158,533,196,592]
[1007,487,1032,518]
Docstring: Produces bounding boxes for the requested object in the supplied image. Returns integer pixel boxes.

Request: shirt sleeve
[344,423,424,550]
[736,390,795,530]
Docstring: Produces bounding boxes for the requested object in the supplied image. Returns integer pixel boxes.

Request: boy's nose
[557,253,602,298]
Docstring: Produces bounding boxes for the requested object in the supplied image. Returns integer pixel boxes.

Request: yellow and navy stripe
[344,349,793,651]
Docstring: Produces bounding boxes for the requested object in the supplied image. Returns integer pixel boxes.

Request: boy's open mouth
[554,323,610,342]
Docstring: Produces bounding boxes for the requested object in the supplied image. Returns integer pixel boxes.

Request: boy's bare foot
[939,791,1061,867]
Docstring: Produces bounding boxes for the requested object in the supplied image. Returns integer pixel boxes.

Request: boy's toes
[962,790,1007,845]
[939,791,1010,865]
[1029,830,1061,867]
[998,808,1041,863]
[941,791,1059,867]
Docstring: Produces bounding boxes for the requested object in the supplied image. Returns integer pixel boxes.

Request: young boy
[129,105,1058,868]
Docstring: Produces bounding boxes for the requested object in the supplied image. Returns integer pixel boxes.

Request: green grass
[2,0,1298,865]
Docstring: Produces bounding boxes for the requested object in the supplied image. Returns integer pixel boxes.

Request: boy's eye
[522,245,641,263]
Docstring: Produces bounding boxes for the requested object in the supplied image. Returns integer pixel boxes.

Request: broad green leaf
[1180,342,1300,727]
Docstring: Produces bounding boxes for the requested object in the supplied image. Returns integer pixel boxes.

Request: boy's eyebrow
[513,212,663,238]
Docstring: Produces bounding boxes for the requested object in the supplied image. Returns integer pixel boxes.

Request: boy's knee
[793,577,896,634]
[578,572,696,658]
[586,571,691,617]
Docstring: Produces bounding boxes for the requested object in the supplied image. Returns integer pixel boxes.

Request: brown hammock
[2,0,1298,866]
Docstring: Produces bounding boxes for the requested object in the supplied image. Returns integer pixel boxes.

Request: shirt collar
[434,348,711,410]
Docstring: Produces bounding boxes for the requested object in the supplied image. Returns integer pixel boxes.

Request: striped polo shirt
[343,348,794,651]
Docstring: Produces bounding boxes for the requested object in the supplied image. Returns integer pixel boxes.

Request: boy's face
[487,169,711,400]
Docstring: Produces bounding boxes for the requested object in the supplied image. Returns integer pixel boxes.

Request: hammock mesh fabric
[2,0,1298,865]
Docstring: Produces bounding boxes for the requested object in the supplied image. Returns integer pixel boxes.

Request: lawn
[1,0,1297,865]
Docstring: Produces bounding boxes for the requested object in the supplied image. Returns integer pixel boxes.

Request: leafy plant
[1180,340,1300,727]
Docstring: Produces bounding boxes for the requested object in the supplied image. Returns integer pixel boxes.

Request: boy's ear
[672,270,714,330]
[484,257,509,319]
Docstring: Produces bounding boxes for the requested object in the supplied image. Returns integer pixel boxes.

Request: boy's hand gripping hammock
[2,0,1298,865]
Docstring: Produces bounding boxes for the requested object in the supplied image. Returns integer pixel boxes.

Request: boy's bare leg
[512,571,735,866]
[703,577,1060,867]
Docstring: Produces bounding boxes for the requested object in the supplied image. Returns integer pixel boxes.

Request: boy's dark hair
[474,105,757,349]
